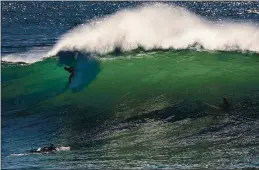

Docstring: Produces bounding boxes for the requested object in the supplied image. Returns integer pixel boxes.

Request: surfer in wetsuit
[64,66,75,84]
[221,97,230,111]
[48,144,56,151]
[30,144,56,153]
[40,144,56,152]
[204,96,230,112]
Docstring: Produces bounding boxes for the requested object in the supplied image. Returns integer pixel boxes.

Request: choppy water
[2,1,259,169]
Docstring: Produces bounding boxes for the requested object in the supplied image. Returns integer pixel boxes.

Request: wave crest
[48,3,259,57]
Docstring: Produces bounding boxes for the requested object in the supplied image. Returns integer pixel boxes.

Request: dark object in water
[29,144,56,154]
[64,66,75,84]
[221,97,230,111]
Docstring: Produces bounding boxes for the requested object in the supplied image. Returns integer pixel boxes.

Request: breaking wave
[2,3,259,64]
[47,3,259,58]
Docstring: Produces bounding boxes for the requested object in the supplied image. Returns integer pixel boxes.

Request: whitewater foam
[2,47,50,64]
[47,3,259,58]
[247,9,259,15]
[2,4,259,64]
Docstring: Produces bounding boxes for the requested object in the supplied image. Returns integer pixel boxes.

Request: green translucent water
[2,51,259,116]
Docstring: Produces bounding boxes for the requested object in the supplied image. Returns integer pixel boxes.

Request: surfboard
[56,146,70,151]
[204,102,222,110]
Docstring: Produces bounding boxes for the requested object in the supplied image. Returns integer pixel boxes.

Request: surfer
[64,66,75,84]
[221,97,230,111]
[29,144,57,153]
[47,144,56,151]
[204,96,230,112]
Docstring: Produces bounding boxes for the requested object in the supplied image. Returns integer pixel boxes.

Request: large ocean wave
[2,2,259,169]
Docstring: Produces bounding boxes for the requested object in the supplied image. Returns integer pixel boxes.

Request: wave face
[48,4,259,58]
[3,51,259,170]
[3,51,259,119]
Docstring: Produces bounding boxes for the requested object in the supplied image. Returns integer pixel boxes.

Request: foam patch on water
[247,9,259,14]
[9,153,30,157]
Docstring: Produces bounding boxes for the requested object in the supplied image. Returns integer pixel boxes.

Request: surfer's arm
[64,66,74,73]
[64,66,69,72]
[64,67,72,73]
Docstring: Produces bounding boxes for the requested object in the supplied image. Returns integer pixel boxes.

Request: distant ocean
[2,1,259,169]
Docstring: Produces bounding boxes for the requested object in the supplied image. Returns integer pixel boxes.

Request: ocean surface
[2,1,259,169]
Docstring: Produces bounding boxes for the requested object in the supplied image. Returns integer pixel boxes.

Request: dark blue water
[2,1,259,169]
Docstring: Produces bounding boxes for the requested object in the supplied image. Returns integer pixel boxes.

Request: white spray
[2,4,259,64]
[48,3,259,57]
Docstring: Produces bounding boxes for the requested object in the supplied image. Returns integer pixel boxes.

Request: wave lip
[48,3,259,58]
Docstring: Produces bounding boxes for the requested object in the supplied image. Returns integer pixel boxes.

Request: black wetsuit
[221,98,230,111]
[42,146,56,152]
[64,66,75,84]
[30,146,56,153]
